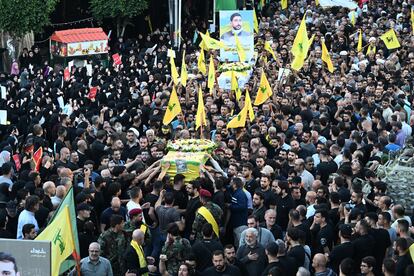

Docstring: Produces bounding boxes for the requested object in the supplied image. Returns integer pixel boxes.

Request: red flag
[32,147,43,172]
[12,154,21,172]
[112,53,122,65]
[64,68,70,81]
[358,0,368,7]
[88,87,98,99]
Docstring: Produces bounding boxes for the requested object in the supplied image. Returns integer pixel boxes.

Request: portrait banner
[0,239,51,276]
[219,10,254,62]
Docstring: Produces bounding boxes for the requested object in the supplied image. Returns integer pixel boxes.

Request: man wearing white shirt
[126,186,146,223]
[294,158,314,191]
[17,195,40,239]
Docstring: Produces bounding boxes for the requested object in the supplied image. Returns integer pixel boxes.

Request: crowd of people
[0,0,414,275]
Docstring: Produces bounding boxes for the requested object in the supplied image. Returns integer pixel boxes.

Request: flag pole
[66,205,81,276]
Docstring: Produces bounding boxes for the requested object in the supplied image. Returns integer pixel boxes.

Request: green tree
[0,0,58,38]
[89,0,149,38]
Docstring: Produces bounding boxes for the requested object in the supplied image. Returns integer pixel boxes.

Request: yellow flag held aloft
[198,50,206,75]
[366,44,376,55]
[36,206,75,276]
[227,105,248,129]
[195,88,207,130]
[380,29,401,50]
[208,56,216,90]
[281,0,288,9]
[235,35,246,62]
[411,9,414,35]
[409,243,414,263]
[254,71,272,105]
[199,32,226,50]
[181,50,188,86]
[163,86,182,125]
[253,10,259,33]
[321,39,334,73]
[357,29,363,52]
[351,11,356,26]
[245,90,255,121]
[291,15,311,71]
[236,88,242,102]
[231,71,238,91]
[264,41,277,61]
[170,56,179,85]
[316,0,319,6]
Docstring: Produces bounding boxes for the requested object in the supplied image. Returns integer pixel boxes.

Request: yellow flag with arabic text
[254,71,272,105]
[208,56,216,90]
[380,29,401,50]
[36,206,75,276]
[227,105,247,129]
[322,39,334,73]
[198,50,206,75]
[163,86,182,125]
[245,90,255,121]
[170,56,179,85]
[264,41,277,61]
[195,88,207,130]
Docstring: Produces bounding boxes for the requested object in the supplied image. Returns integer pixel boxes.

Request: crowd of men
[0,0,414,275]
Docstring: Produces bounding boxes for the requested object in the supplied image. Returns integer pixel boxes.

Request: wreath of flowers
[167,139,217,153]
[218,62,252,73]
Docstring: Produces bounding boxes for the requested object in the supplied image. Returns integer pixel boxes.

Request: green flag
[49,187,80,274]
[215,0,237,11]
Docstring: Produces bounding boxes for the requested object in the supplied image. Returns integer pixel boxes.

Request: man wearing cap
[191,189,223,241]
[124,208,151,245]
[77,203,92,234]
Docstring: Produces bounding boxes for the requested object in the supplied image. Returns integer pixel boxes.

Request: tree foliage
[0,0,58,37]
[89,0,149,37]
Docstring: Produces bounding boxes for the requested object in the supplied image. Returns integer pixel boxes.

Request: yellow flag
[199,32,226,50]
[227,105,248,129]
[357,29,363,52]
[245,90,255,121]
[291,15,310,71]
[321,39,334,73]
[351,11,356,26]
[36,206,75,276]
[281,0,288,9]
[380,29,401,50]
[253,10,259,33]
[170,56,179,85]
[195,88,207,130]
[231,71,238,91]
[208,56,216,90]
[264,41,277,60]
[411,9,414,35]
[198,50,206,75]
[181,50,188,86]
[254,71,272,105]
[235,35,246,62]
[236,88,242,102]
[163,86,182,125]
[410,243,414,262]
[316,0,319,6]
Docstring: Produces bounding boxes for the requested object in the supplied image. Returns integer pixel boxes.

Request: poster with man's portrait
[219,10,254,62]
[0,239,51,275]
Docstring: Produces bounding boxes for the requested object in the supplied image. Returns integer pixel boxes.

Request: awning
[50,28,108,43]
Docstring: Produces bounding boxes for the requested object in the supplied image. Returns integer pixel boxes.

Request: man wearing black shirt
[242,162,258,195]
[184,180,202,238]
[171,174,188,214]
[252,191,266,223]
[395,238,413,276]
[286,228,306,270]
[260,209,283,240]
[256,175,277,209]
[224,245,249,276]
[311,209,334,254]
[275,180,295,231]
[202,250,240,276]
[290,209,312,246]
[262,242,284,276]
[328,224,354,274]
[365,212,391,275]
[352,219,375,267]
[316,150,338,185]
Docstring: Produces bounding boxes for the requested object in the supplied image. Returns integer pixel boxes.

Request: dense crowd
[0,0,414,275]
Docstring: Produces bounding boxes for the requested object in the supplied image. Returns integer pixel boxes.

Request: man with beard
[202,250,240,276]
[236,228,267,276]
[224,245,248,276]
[184,180,201,238]
[274,180,295,231]
[256,175,277,209]
[252,191,266,223]
[260,209,283,240]
[242,162,257,195]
